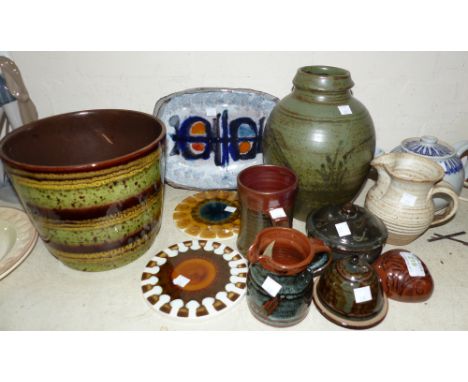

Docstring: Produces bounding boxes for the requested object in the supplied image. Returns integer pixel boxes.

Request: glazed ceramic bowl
[306,203,387,264]
[373,249,434,302]
[0,109,166,271]
[313,255,388,329]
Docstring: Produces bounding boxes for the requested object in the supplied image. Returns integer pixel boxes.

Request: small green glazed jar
[263,66,375,220]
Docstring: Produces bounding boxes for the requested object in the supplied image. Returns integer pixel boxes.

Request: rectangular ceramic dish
[153,87,278,189]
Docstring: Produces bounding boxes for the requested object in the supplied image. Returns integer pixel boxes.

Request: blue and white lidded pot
[392,136,468,210]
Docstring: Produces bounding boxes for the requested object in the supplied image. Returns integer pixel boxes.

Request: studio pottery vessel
[236,164,298,256]
[365,153,459,245]
[373,249,434,302]
[392,135,468,210]
[313,255,388,329]
[306,202,387,264]
[263,65,375,220]
[0,109,166,271]
[246,227,331,327]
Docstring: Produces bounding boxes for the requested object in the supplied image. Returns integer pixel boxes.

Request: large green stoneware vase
[263,66,375,220]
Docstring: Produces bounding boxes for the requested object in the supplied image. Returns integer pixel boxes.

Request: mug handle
[268,207,290,227]
[429,183,459,226]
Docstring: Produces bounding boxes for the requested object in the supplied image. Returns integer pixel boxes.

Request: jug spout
[370,155,392,198]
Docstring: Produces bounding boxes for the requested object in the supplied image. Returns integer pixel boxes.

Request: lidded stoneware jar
[313,255,388,329]
[306,202,387,264]
[263,65,375,220]
[392,136,468,210]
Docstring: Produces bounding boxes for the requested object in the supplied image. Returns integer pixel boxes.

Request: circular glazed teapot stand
[172,191,240,240]
[141,240,247,320]
[312,277,388,330]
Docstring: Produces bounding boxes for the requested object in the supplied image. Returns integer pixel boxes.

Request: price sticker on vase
[269,207,287,220]
[262,276,282,297]
[353,286,373,303]
[338,105,353,115]
[400,252,426,277]
[335,222,352,237]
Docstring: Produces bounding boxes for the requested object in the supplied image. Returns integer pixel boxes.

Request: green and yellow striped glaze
[5,146,164,271]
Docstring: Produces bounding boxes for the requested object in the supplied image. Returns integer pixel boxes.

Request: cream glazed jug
[391,136,468,210]
[365,153,459,245]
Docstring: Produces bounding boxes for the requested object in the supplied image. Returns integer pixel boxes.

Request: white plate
[0,206,38,280]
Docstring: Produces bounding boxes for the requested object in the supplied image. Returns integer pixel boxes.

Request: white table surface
[0,179,467,331]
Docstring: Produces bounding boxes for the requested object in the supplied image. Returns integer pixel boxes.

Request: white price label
[206,107,217,117]
[335,222,352,237]
[173,274,191,288]
[400,252,426,277]
[353,286,373,303]
[224,206,237,213]
[262,276,282,297]
[400,193,417,206]
[269,207,287,220]
[338,105,353,115]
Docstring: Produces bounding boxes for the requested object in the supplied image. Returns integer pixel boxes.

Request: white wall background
[10,51,468,151]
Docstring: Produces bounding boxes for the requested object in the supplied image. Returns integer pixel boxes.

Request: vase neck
[292,88,352,103]
[292,65,354,103]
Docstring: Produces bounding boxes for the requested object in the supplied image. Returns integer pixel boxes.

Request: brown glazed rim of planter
[237,164,298,196]
[0,109,166,173]
[372,152,445,183]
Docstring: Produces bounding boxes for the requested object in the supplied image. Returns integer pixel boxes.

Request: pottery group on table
[0,62,467,329]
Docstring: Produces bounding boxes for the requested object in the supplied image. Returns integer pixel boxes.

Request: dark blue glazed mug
[246,227,331,327]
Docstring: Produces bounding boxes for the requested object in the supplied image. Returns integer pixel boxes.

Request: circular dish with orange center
[173,190,240,240]
[141,240,248,319]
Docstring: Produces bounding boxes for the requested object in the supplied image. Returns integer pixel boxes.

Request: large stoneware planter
[0,109,165,271]
[263,66,375,220]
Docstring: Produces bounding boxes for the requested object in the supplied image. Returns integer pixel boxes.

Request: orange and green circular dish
[173,190,240,240]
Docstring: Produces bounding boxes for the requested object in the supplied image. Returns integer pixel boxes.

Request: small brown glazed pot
[0,109,166,271]
[313,255,388,329]
[236,164,298,256]
[373,249,434,302]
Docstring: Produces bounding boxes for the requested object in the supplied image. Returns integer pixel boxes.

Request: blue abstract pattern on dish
[168,110,264,166]
[154,88,278,189]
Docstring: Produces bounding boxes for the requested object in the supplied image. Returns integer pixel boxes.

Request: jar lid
[306,203,388,252]
[400,135,455,159]
[335,255,374,283]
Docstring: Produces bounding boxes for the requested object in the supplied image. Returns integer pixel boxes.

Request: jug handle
[306,237,333,276]
[429,183,459,226]
[453,140,468,186]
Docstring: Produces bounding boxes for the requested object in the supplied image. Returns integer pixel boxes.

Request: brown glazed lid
[0,109,166,173]
[306,203,388,253]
